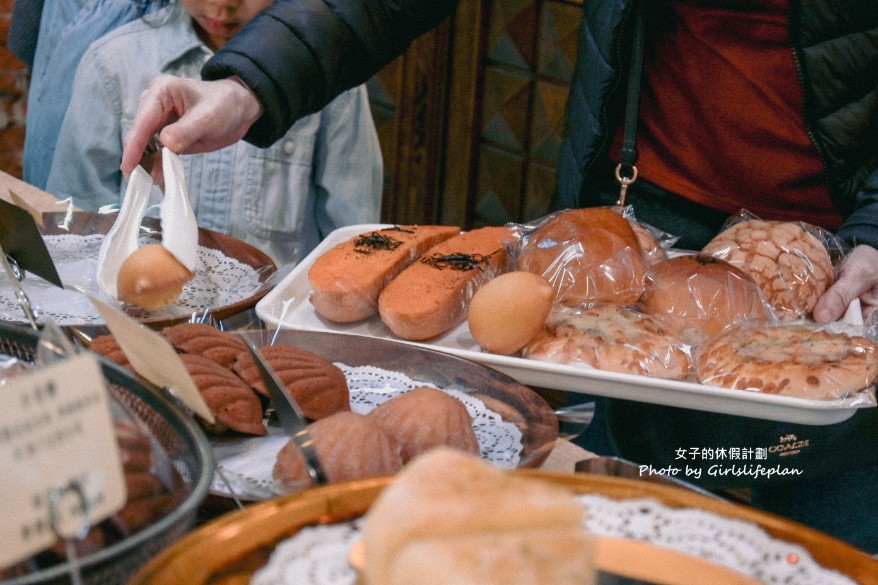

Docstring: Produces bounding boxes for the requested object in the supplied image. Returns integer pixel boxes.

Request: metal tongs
[242,342,328,486]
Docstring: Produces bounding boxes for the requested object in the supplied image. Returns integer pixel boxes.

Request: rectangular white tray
[257,224,874,425]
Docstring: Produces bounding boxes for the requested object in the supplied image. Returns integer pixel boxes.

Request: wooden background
[0,0,584,229]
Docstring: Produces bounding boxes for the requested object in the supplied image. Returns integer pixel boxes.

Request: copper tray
[127,471,878,585]
[36,211,276,329]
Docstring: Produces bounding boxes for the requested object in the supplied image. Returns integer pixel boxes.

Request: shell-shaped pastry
[232,344,350,420]
[88,333,131,368]
[180,354,266,436]
[369,386,480,462]
[162,322,247,368]
[272,411,403,488]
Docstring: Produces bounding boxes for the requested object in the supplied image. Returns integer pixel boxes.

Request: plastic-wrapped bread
[518,207,650,306]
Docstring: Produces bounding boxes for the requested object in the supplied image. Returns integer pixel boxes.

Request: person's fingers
[813,282,852,323]
[121,76,181,175]
[813,245,878,323]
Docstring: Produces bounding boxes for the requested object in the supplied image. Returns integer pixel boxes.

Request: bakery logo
[767,433,810,457]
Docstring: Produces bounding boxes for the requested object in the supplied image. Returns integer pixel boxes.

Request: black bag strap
[616,0,646,206]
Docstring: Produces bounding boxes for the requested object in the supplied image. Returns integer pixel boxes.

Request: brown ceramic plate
[127,470,878,585]
[35,210,276,329]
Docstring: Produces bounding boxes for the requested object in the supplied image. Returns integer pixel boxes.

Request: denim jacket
[22,0,154,190]
[45,5,383,266]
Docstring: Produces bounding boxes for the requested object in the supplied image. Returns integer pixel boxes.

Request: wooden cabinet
[368,0,583,229]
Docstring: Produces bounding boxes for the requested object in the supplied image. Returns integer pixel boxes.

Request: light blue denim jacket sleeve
[46,5,383,266]
[23,0,152,190]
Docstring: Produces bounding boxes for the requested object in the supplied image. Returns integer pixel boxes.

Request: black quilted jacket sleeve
[202,0,458,147]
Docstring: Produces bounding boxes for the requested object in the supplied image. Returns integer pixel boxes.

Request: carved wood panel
[368,0,583,229]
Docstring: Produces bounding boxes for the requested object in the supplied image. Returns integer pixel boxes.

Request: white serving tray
[257,224,875,426]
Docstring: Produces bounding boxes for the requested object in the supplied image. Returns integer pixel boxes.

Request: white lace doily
[0,234,266,325]
[250,494,856,585]
[210,363,524,501]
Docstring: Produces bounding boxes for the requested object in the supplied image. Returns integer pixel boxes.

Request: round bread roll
[701,219,834,320]
[518,208,650,305]
[697,324,878,400]
[369,387,480,462]
[467,271,555,355]
[116,243,194,310]
[361,448,594,585]
[640,254,773,345]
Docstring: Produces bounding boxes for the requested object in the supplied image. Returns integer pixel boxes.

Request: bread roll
[361,447,595,585]
[518,208,649,305]
[378,226,516,341]
[467,271,555,355]
[308,225,461,323]
[639,254,773,345]
[697,324,878,400]
[116,243,194,310]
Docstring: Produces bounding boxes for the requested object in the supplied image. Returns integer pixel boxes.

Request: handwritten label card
[0,354,126,568]
[89,296,214,422]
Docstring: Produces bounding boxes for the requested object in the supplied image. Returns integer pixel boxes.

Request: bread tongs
[242,342,328,486]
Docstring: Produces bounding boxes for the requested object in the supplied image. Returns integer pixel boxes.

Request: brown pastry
[369,386,480,462]
[162,322,248,368]
[524,304,692,380]
[272,411,403,488]
[701,219,834,320]
[180,353,266,436]
[639,254,773,345]
[232,343,350,421]
[88,333,130,367]
[518,207,650,306]
[696,324,878,400]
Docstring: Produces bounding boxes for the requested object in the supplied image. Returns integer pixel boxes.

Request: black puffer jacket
[202,0,877,247]
[202,0,456,147]
[554,0,878,248]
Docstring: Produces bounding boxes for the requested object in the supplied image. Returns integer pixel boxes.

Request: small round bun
[640,254,772,344]
[467,271,555,355]
[518,208,649,305]
[117,243,193,310]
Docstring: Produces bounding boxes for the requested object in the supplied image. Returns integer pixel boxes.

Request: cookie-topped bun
[518,208,649,305]
[639,254,773,345]
[701,219,834,320]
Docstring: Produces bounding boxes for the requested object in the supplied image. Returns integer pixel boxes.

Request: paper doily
[250,494,856,585]
[210,363,525,501]
[0,234,265,325]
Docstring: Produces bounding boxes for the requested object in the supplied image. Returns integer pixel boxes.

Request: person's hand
[121,75,264,176]
[813,244,878,324]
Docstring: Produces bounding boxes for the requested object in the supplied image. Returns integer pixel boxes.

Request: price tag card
[89,296,214,423]
[0,197,63,287]
[0,353,127,568]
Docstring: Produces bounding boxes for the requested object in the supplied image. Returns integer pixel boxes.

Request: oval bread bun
[518,208,649,305]
[640,254,772,344]
[117,243,194,310]
[467,271,555,355]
